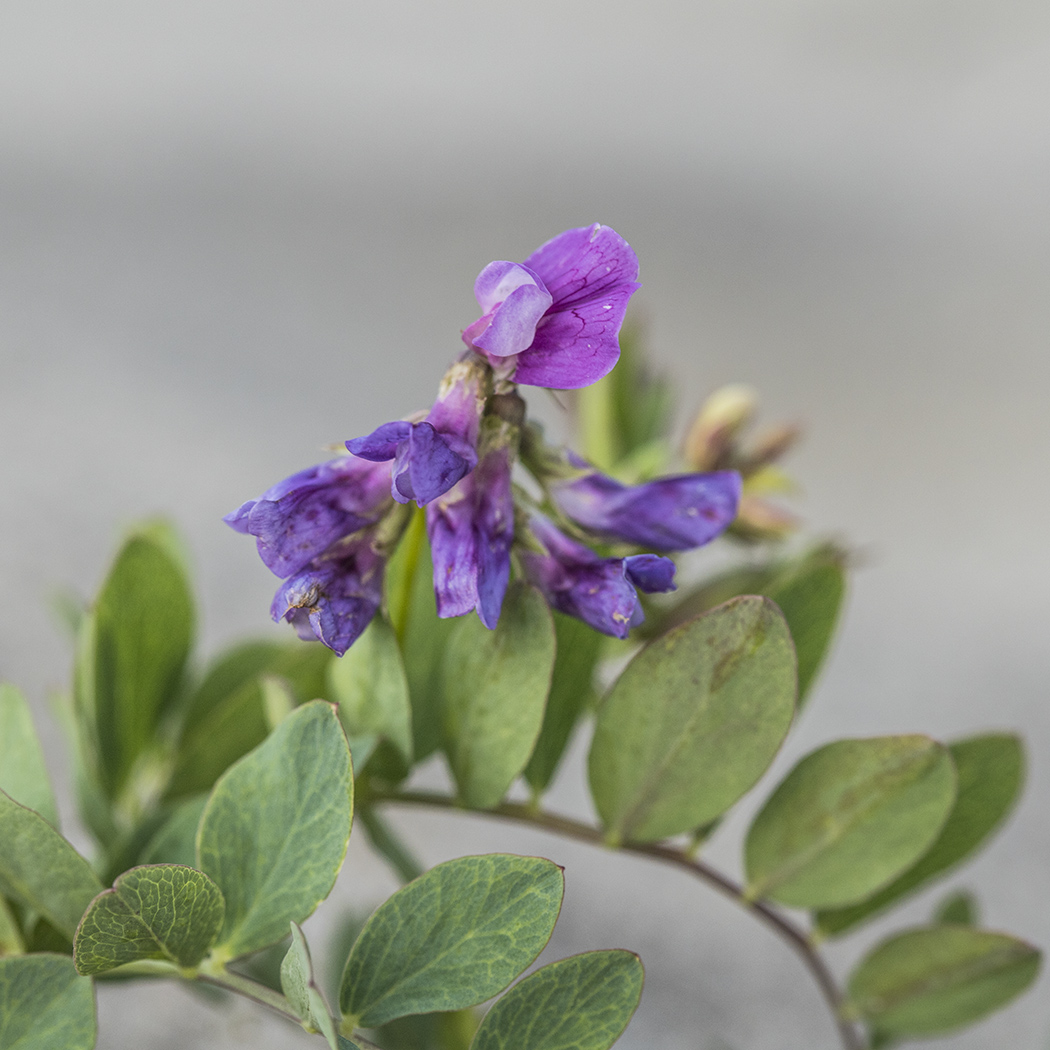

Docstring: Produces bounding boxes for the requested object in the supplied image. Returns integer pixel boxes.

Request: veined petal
[554,469,741,550]
[522,224,639,311]
[225,456,392,578]
[511,281,637,388]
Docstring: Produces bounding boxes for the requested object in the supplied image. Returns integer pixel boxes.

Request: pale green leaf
[0,896,24,956]
[281,922,340,1049]
[328,616,412,768]
[139,795,208,868]
[0,790,102,940]
[816,733,1023,935]
[73,864,224,975]
[442,583,555,809]
[524,612,604,796]
[198,701,353,959]
[0,685,58,828]
[589,597,796,844]
[471,950,644,1050]
[745,736,956,909]
[81,529,195,796]
[0,954,96,1050]
[848,926,1040,1037]
[339,854,563,1028]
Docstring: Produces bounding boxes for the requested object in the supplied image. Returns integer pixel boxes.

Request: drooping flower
[346,355,488,506]
[224,454,393,577]
[519,515,676,638]
[270,532,386,656]
[426,443,514,629]
[552,467,741,552]
[462,224,641,389]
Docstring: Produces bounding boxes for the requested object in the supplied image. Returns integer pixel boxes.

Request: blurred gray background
[2,1,1049,1047]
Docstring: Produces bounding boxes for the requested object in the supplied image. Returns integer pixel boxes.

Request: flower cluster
[227,225,741,655]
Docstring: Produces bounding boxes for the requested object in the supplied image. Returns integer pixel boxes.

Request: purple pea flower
[462,224,641,390]
[347,356,487,506]
[224,454,393,578]
[271,533,386,656]
[426,444,514,630]
[520,516,676,639]
[552,468,742,553]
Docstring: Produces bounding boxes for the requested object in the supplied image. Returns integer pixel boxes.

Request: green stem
[375,789,866,1050]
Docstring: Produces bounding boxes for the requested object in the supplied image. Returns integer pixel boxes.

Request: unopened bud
[684,384,758,470]
[731,495,799,542]
[742,423,801,474]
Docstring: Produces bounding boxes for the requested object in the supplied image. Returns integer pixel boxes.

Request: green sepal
[588,596,796,844]
[339,854,563,1029]
[73,864,224,975]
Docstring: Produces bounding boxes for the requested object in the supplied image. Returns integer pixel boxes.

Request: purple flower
[426,444,514,629]
[462,224,641,390]
[347,356,486,506]
[552,468,741,552]
[520,516,676,639]
[224,455,393,577]
[270,534,386,656]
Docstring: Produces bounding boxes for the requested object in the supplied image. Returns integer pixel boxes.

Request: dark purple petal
[270,540,384,656]
[392,422,476,506]
[511,281,637,388]
[520,516,657,639]
[623,554,677,593]
[346,421,412,461]
[554,469,741,551]
[225,456,393,578]
[522,224,640,310]
[426,446,513,629]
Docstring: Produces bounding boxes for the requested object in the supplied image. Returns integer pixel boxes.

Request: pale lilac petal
[223,501,255,534]
[472,281,552,358]
[346,421,412,461]
[554,469,741,551]
[511,281,638,388]
[473,261,549,313]
[522,224,639,311]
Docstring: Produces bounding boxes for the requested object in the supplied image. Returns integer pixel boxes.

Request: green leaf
[933,890,978,927]
[73,864,224,975]
[764,549,845,706]
[0,790,103,940]
[281,923,340,1049]
[588,597,796,844]
[328,616,413,771]
[470,950,644,1050]
[442,583,555,809]
[339,854,563,1028]
[0,954,96,1050]
[168,641,332,800]
[79,527,195,796]
[847,927,1040,1038]
[0,896,25,956]
[386,509,459,761]
[523,612,604,796]
[815,733,1023,934]
[745,735,957,909]
[0,685,58,828]
[197,701,353,959]
[139,795,208,868]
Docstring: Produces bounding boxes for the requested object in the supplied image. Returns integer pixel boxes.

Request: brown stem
[376,789,865,1050]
